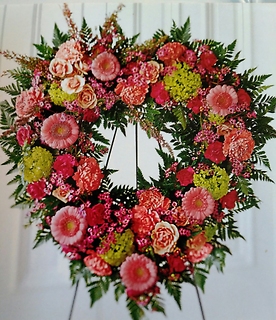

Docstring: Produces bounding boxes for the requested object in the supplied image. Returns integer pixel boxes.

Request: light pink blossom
[91,52,120,81]
[84,251,112,276]
[206,85,238,116]
[15,87,44,118]
[120,253,157,293]
[51,206,87,246]
[181,187,215,221]
[55,39,83,64]
[40,113,79,149]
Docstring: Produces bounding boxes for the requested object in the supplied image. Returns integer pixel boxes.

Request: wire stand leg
[195,284,206,320]
[68,280,80,320]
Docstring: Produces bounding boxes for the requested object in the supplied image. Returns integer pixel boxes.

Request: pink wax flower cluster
[0,4,275,320]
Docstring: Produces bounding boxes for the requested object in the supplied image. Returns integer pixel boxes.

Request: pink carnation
[150,81,170,105]
[176,167,194,186]
[40,113,79,149]
[120,84,148,106]
[181,187,215,221]
[15,87,44,118]
[16,125,33,146]
[206,85,238,116]
[91,52,120,81]
[120,253,157,293]
[55,39,83,64]
[186,243,213,263]
[84,251,112,276]
[50,206,87,246]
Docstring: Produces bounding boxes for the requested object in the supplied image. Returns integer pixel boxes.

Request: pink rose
[84,251,112,276]
[16,87,44,118]
[91,52,120,81]
[131,205,160,236]
[151,221,179,255]
[53,154,77,179]
[150,81,170,105]
[16,125,32,146]
[220,190,238,209]
[204,141,226,164]
[49,58,73,77]
[55,39,83,64]
[140,61,161,84]
[237,88,251,108]
[199,51,217,71]
[61,75,85,94]
[73,157,104,193]
[86,203,105,226]
[27,179,46,200]
[77,84,97,109]
[176,167,194,186]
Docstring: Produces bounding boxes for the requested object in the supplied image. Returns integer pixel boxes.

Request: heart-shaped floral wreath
[1,4,276,319]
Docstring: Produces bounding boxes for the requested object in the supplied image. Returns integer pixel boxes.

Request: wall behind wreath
[0,1,276,320]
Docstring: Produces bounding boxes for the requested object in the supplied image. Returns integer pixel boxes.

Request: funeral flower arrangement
[1,4,276,319]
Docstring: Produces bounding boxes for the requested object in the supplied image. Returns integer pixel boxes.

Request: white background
[1,1,276,320]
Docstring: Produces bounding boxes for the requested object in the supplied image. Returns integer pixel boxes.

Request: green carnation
[48,83,77,106]
[193,164,229,200]
[164,63,202,102]
[100,229,134,267]
[23,146,53,182]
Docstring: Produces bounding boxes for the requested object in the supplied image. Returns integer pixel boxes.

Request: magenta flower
[181,187,215,221]
[51,206,87,246]
[40,113,79,149]
[91,52,120,81]
[120,253,157,293]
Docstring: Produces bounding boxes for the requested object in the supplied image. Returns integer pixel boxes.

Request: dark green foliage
[33,36,54,60]
[170,18,191,44]
[88,277,112,307]
[52,23,69,48]
[164,280,182,309]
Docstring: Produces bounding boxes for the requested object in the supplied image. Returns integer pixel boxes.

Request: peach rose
[151,221,179,255]
[77,84,97,109]
[49,58,73,78]
[61,75,85,94]
[223,128,255,161]
[140,61,162,84]
[138,189,170,210]
[55,39,83,64]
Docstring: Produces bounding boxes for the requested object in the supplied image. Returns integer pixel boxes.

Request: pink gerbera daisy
[91,52,120,81]
[41,113,79,149]
[206,85,238,116]
[182,187,215,220]
[51,206,87,245]
[120,253,157,293]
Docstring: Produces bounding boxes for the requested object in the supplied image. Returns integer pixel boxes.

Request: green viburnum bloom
[164,63,202,102]
[48,83,77,106]
[193,164,229,200]
[23,146,53,182]
[100,229,134,267]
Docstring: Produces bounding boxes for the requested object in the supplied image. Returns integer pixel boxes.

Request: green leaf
[193,268,208,292]
[88,277,111,307]
[52,23,69,48]
[170,18,191,43]
[164,280,182,309]
[33,36,54,60]
[126,298,145,320]
[172,105,187,130]
[114,282,125,302]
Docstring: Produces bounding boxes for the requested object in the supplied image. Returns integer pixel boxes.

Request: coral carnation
[84,251,112,276]
[131,205,160,236]
[120,253,157,293]
[51,206,87,246]
[73,157,104,193]
[41,113,79,149]
[181,187,215,220]
[206,85,238,116]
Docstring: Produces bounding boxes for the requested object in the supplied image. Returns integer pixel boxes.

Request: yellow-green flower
[23,146,53,182]
[208,112,225,125]
[163,63,202,102]
[100,229,134,266]
[193,164,229,200]
[48,83,77,106]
